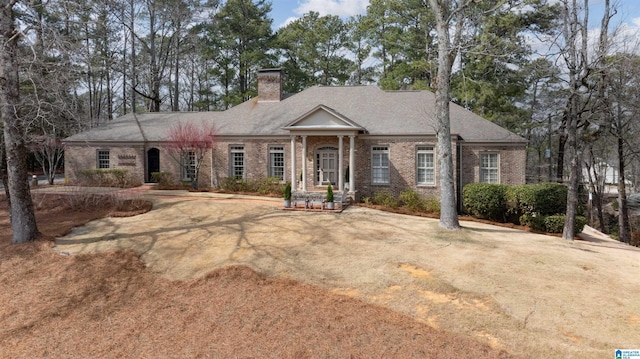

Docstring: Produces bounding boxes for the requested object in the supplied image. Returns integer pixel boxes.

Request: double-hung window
[371,146,390,184]
[97,150,110,169]
[230,145,245,179]
[182,151,196,180]
[416,146,435,185]
[480,153,499,183]
[268,146,285,181]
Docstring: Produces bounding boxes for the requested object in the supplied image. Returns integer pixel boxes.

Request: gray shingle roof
[64,86,526,143]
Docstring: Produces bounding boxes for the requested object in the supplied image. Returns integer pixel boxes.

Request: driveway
[54,190,640,359]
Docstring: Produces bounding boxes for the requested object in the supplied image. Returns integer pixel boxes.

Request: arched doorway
[147,148,160,182]
[316,146,338,186]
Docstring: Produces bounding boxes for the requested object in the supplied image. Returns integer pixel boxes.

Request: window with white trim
[182,151,196,180]
[268,146,285,181]
[97,150,110,169]
[480,153,499,183]
[416,146,435,185]
[230,145,245,179]
[371,146,390,184]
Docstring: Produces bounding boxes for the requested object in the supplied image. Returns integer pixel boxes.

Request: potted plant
[326,183,335,210]
[284,182,292,208]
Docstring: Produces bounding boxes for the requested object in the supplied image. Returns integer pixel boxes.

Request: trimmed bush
[575,216,587,234]
[506,183,567,217]
[399,189,426,212]
[326,183,334,202]
[424,196,441,215]
[79,169,140,188]
[462,183,508,222]
[219,177,285,196]
[541,215,587,234]
[151,172,175,187]
[257,177,285,195]
[519,214,546,232]
[284,182,291,201]
[373,190,399,208]
[520,214,586,234]
[543,215,567,233]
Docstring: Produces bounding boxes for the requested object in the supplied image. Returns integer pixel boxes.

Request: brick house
[64,69,526,205]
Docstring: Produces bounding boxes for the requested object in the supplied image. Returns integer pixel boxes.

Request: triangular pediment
[283,105,365,132]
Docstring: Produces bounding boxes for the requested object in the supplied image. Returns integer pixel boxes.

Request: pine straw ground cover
[0,194,514,358]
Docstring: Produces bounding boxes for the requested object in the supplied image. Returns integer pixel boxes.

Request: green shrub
[519,214,546,231]
[219,177,285,196]
[151,172,175,187]
[424,196,441,215]
[542,215,587,234]
[373,190,399,208]
[543,215,566,233]
[79,169,140,188]
[326,183,334,202]
[462,183,508,222]
[575,216,587,233]
[399,189,426,212]
[257,177,285,195]
[507,183,567,217]
[284,182,292,200]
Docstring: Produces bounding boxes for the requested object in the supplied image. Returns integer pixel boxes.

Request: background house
[64,69,527,204]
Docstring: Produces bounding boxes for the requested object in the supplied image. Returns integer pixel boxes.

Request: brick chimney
[257,68,282,102]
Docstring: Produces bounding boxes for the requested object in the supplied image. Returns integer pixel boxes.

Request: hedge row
[462,182,585,233]
[79,169,141,188]
[363,189,440,215]
[219,177,286,196]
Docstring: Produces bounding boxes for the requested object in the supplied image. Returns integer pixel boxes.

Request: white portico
[283,105,364,195]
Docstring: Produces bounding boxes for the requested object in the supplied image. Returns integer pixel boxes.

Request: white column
[349,135,355,193]
[290,136,296,188]
[338,135,344,192]
[301,136,307,191]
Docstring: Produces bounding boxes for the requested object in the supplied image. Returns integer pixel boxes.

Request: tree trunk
[1,142,10,205]
[1,1,40,243]
[616,125,631,244]
[562,105,579,240]
[429,0,460,230]
[556,121,567,183]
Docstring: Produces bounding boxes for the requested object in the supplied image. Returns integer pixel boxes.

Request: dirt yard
[3,188,640,358]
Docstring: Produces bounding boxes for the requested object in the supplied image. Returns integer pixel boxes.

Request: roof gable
[283,105,364,132]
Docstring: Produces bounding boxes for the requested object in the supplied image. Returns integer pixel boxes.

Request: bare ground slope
[1,193,511,358]
[52,191,640,358]
[4,188,640,358]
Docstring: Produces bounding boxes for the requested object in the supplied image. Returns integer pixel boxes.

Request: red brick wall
[66,138,526,196]
[64,143,214,187]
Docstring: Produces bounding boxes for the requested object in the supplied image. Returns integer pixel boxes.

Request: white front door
[316,147,338,185]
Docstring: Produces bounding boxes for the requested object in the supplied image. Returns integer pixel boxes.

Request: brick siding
[66,138,526,197]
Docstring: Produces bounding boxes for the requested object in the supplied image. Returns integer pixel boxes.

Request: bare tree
[425,0,470,230]
[30,134,64,185]
[554,0,613,240]
[164,121,215,189]
[1,0,39,243]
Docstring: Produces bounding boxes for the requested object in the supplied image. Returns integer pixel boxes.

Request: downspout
[457,138,462,213]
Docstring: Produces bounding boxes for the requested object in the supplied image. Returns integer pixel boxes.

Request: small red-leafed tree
[165,122,216,189]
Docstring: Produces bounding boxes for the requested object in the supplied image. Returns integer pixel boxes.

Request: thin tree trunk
[1,1,39,243]
[616,122,631,244]
[1,143,10,205]
[130,0,136,113]
[556,122,567,183]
